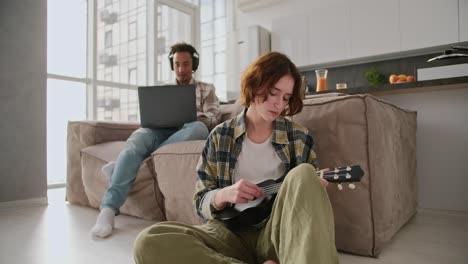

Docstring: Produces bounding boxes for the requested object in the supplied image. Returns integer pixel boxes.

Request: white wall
[0,0,47,203]
[234,0,468,211]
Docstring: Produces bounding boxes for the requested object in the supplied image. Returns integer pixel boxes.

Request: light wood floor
[0,188,467,264]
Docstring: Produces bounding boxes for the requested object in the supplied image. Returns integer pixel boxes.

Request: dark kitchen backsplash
[300,41,468,92]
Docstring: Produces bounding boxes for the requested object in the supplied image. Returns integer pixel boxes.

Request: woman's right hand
[214,179,264,209]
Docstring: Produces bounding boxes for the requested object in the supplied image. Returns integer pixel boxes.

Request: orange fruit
[407,76,415,82]
[398,74,407,82]
[389,74,398,84]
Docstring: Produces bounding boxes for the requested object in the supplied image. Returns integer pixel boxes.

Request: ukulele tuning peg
[333,174,339,180]
[348,183,356,190]
[346,173,351,179]
[334,168,339,173]
[346,166,351,171]
[337,183,343,191]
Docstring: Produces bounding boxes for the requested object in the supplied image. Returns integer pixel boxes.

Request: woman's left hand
[318,168,330,187]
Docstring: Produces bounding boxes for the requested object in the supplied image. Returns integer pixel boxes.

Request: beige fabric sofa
[66,93,417,257]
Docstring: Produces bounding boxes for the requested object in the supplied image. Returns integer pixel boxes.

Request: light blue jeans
[101,121,209,214]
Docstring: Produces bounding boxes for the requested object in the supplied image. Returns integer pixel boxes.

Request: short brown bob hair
[240,51,303,116]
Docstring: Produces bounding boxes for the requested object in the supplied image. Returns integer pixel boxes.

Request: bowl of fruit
[389,74,416,84]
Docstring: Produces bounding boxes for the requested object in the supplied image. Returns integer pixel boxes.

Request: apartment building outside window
[95,0,148,121]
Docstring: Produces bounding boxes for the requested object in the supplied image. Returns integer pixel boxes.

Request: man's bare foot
[263,261,277,264]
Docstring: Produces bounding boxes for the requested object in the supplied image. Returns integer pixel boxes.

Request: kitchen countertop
[306,76,468,96]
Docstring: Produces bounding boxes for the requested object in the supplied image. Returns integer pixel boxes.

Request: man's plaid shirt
[190,79,221,130]
[194,109,319,220]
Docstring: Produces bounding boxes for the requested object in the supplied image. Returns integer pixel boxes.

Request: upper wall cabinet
[272,14,310,67]
[237,0,282,12]
[271,0,463,66]
[400,0,459,50]
[308,1,352,64]
[272,1,352,66]
[350,0,400,58]
[461,0,468,41]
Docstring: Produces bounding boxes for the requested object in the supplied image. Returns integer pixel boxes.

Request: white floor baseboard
[0,197,48,211]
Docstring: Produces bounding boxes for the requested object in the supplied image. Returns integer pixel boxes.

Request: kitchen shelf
[306,76,468,97]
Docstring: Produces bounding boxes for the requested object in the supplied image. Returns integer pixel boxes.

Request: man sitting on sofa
[91,42,221,238]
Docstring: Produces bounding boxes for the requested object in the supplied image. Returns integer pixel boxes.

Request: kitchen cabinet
[271,14,310,67]
[460,0,468,41]
[350,0,400,58]
[308,1,351,64]
[400,0,459,50]
[271,0,463,67]
[272,1,351,66]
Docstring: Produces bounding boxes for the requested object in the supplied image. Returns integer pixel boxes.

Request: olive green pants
[133,163,338,264]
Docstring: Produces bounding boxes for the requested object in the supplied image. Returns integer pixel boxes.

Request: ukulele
[217,165,364,229]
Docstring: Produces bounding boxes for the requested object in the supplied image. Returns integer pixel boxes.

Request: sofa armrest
[66,120,140,206]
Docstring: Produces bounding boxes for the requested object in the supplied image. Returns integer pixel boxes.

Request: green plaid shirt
[194,109,319,220]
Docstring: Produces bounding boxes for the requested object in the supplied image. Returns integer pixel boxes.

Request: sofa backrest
[219,99,243,123]
[218,93,346,124]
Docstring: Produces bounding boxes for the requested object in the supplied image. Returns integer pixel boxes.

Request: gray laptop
[138,84,197,128]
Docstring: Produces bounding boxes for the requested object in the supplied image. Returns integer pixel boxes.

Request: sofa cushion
[152,140,207,225]
[80,141,165,221]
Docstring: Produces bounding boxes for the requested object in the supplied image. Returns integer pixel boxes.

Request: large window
[154,1,195,84]
[47,0,87,186]
[199,0,227,101]
[93,0,198,121]
[47,0,228,185]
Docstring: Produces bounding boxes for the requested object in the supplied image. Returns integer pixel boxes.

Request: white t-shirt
[233,133,284,184]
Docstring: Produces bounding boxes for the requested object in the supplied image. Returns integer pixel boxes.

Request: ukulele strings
[261,184,281,194]
[259,169,352,194]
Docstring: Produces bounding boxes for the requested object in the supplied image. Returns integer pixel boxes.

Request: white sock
[101,161,115,179]
[91,207,115,238]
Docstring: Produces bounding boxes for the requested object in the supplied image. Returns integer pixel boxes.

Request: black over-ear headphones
[168,45,200,72]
